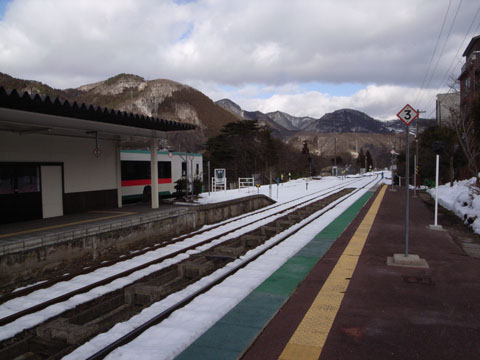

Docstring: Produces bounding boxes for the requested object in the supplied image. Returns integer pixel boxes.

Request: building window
[465,77,470,93]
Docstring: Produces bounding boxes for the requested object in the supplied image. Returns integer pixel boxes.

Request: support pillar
[150,138,159,209]
[116,144,122,208]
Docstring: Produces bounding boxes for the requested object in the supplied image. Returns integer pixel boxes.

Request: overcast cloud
[0,0,478,120]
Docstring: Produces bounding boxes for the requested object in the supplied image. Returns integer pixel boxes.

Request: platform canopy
[0,86,195,145]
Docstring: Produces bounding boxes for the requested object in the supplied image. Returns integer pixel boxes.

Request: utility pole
[334,119,337,176]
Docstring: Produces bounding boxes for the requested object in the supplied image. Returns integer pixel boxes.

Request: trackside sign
[397,104,419,126]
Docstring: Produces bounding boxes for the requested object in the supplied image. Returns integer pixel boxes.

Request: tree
[417,125,465,186]
[357,148,365,170]
[205,120,327,184]
[446,82,480,187]
[366,150,373,171]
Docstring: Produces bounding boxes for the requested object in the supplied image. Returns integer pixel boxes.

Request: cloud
[0,0,474,118]
[193,82,443,120]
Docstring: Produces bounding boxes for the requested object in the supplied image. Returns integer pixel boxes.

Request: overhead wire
[440,11,480,91]
[420,4,480,119]
[417,0,464,110]
[414,0,452,106]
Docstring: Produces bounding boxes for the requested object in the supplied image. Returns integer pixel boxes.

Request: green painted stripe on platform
[176,191,373,360]
[314,195,370,240]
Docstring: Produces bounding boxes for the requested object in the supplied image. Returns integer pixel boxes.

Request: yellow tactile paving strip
[279,185,387,360]
[0,211,135,239]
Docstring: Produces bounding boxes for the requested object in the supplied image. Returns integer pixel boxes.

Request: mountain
[0,73,240,151]
[266,111,316,131]
[383,118,436,133]
[0,72,61,98]
[304,109,390,133]
[1,72,436,163]
[215,99,292,135]
[214,99,438,168]
[216,98,435,135]
[215,98,244,118]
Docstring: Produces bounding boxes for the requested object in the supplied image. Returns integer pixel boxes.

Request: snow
[427,177,480,234]
[63,175,382,360]
[0,174,385,359]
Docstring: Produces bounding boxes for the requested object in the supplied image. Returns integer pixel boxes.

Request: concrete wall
[0,195,274,286]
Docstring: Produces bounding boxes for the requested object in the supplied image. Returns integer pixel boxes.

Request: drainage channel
[0,188,354,360]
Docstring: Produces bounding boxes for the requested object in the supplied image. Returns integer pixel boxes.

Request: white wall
[0,132,117,193]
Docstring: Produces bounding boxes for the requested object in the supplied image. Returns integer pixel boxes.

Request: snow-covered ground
[0,176,370,342]
[427,177,480,235]
[62,174,381,360]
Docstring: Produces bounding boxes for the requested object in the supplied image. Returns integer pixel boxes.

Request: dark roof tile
[0,86,195,132]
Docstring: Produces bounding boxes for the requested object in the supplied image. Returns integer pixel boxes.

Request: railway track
[0,175,380,359]
[0,177,362,302]
[0,177,363,322]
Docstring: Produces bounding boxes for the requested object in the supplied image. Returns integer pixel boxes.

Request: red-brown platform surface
[242,187,480,360]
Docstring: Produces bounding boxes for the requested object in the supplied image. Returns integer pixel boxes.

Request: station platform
[177,184,480,360]
[0,203,190,255]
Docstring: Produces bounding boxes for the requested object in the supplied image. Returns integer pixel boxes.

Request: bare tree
[448,107,479,188]
[447,79,480,189]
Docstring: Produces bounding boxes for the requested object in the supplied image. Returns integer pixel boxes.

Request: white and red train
[120,150,203,203]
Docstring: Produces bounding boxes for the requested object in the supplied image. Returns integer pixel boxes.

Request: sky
[0,0,479,120]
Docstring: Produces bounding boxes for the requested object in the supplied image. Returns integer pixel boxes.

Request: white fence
[238,177,255,191]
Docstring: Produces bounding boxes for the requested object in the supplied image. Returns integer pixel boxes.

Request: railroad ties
[0,188,354,359]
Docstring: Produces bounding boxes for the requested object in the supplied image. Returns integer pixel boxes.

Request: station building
[435,92,459,128]
[0,87,195,224]
[458,34,480,114]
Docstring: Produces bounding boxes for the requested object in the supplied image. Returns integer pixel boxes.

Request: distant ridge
[215,98,435,135]
[0,72,435,159]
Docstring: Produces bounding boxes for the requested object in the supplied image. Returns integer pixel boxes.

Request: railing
[238,177,255,190]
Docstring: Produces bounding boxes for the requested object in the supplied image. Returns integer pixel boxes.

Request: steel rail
[86,175,381,360]
[0,178,361,303]
[0,177,370,327]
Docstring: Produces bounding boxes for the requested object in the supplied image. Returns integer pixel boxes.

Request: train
[120,150,203,203]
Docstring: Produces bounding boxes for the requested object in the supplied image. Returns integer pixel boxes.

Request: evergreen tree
[357,148,365,170]
[366,150,373,171]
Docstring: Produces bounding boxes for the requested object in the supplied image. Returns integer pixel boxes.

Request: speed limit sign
[397,104,419,126]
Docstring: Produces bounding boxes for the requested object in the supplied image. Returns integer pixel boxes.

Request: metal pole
[190,157,194,200]
[391,152,394,191]
[413,154,417,197]
[334,137,337,169]
[415,119,419,197]
[150,139,159,209]
[269,171,272,198]
[434,154,439,226]
[405,125,410,257]
[334,119,337,171]
[208,161,211,196]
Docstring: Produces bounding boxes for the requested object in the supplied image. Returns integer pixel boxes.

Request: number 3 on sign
[404,109,411,120]
[397,104,418,126]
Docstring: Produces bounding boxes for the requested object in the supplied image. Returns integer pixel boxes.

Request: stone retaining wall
[0,195,274,286]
